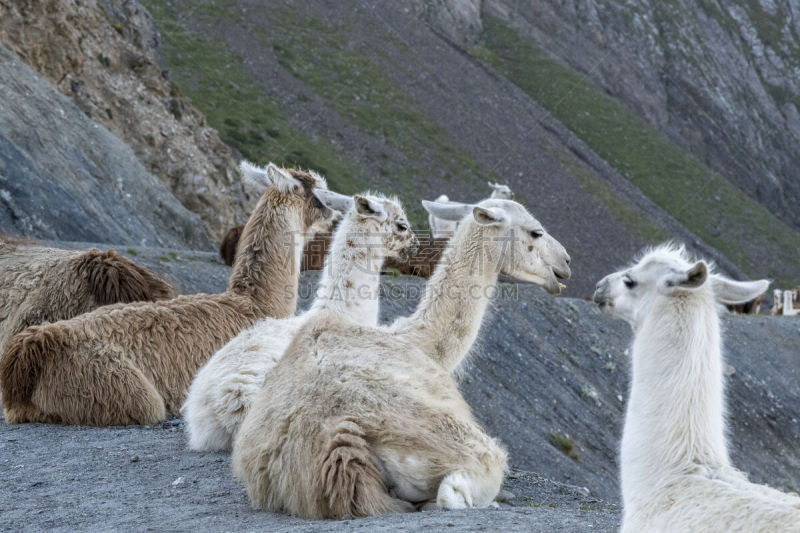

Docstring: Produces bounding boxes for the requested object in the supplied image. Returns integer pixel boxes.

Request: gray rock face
[409,0,483,46]
[484,0,800,233]
[0,45,211,249]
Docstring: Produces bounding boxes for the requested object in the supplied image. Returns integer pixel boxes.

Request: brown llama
[0,244,174,356]
[219,224,333,271]
[221,225,446,278]
[0,161,336,426]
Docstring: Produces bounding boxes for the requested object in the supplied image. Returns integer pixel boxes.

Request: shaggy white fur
[230,199,571,518]
[594,244,800,532]
[181,193,416,451]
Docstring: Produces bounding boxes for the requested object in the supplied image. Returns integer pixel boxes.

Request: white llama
[594,244,800,532]
[428,181,514,238]
[182,192,417,451]
[231,198,571,519]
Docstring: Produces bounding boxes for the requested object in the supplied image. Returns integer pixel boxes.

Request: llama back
[183,314,306,451]
[232,313,489,517]
[232,321,414,518]
[0,245,174,355]
[74,249,174,305]
[1,292,264,424]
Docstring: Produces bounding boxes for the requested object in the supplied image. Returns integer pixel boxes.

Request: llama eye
[396,222,408,232]
[530,230,543,239]
[624,277,637,289]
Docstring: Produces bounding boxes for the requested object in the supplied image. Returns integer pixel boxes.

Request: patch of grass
[474,15,800,285]
[250,8,490,225]
[548,432,579,461]
[140,0,367,201]
[544,140,666,244]
[126,248,138,256]
[168,251,178,260]
[158,255,169,261]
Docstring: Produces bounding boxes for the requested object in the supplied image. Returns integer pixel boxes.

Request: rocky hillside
[136,0,800,297]
[0,0,250,242]
[485,0,800,235]
[0,45,209,248]
[1,0,798,293]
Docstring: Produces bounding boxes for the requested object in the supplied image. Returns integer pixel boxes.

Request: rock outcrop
[484,0,800,233]
[0,0,248,242]
[0,45,210,249]
[409,0,483,46]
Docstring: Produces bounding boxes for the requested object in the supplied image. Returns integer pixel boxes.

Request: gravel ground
[1,242,798,530]
[0,419,620,532]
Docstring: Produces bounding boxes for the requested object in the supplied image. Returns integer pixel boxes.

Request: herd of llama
[1,160,798,530]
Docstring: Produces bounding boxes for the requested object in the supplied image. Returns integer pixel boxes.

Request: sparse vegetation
[474,15,800,286]
[141,0,500,227]
[549,432,579,462]
[140,0,368,205]
[544,141,666,244]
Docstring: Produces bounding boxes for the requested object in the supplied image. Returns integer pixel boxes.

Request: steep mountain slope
[0,45,209,249]
[485,0,800,235]
[140,0,800,297]
[0,0,247,242]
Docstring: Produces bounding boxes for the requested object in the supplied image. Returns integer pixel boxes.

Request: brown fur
[0,244,174,356]
[725,293,764,315]
[221,227,446,278]
[383,234,448,278]
[0,166,331,426]
[318,418,415,517]
[219,226,244,267]
[220,225,333,271]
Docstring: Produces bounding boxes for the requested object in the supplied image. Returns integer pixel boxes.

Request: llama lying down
[0,162,338,426]
[232,198,571,518]
[182,192,418,451]
[0,244,174,355]
[594,245,800,532]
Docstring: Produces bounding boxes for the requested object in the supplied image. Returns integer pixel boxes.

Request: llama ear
[239,160,272,189]
[658,261,708,295]
[354,195,387,220]
[421,200,472,221]
[313,189,353,214]
[265,163,301,194]
[711,276,769,305]
[472,206,507,226]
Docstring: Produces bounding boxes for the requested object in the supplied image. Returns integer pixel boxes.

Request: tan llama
[0,162,337,426]
[232,198,571,518]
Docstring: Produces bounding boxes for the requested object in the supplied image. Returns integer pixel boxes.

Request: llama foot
[436,472,475,509]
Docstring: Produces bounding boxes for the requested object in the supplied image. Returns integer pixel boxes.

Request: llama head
[240,161,335,232]
[488,181,514,200]
[422,198,571,294]
[593,243,769,326]
[314,190,418,260]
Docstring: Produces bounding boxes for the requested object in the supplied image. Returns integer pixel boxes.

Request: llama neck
[393,221,498,373]
[621,293,728,505]
[309,220,384,325]
[227,190,303,319]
